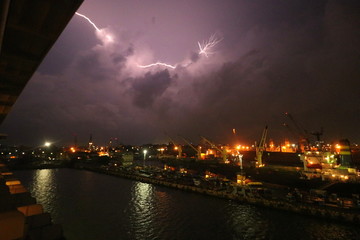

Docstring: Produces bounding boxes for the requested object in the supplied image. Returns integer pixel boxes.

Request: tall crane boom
[179,136,202,160]
[284,112,310,151]
[282,123,299,142]
[166,134,182,159]
[255,126,268,167]
[201,136,221,152]
[201,136,228,163]
[258,126,268,150]
[285,112,307,136]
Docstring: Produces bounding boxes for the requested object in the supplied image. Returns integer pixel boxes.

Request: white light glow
[137,62,176,69]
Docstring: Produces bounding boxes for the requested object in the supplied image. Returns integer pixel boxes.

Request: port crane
[201,136,228,163]
[284,112,310,152]
[284,112,324,151]
[310,127,323,142]
[255,126,268,167]
[167,135,183,159]
[180,136,202,160]
[282,123,300,143]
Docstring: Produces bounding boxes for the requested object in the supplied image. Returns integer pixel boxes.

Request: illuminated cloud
[1,1,360,146]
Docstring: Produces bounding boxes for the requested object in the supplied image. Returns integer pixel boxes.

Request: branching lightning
[137,34,223,70]
[198,34,223,57]
[75,12,113,43]
[74,13,222,70]
[137,62,176,69]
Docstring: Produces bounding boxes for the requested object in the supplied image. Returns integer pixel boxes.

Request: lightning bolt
[75,12,113,43]
[137,34,223,70]
[137,62,176,69]
[198,34,223,57]
[75,12,101,31]
[74,13,221,69]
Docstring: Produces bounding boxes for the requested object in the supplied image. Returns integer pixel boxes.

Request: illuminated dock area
[76,163,360,226]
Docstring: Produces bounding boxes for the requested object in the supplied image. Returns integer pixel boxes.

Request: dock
[0,162,65,240]
[75,163,360,226]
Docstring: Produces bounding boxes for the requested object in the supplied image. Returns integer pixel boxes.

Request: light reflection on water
[226,203,268,239]
[129,182,156,239]
[28,169,59,219]
[15,169,360,240]
[31,169,54,195]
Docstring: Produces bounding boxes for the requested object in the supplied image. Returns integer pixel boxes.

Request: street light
[44,142,51,147]
[143,149,147,167]
[238,151,244,173]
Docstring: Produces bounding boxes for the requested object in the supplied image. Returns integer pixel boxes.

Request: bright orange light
[98,151,109,157]
[335,144,341,153]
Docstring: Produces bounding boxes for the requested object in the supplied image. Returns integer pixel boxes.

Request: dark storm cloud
[130,70,173,108]
[111,45,134,65]
[1,0,360,146]
[168,50,269,143]
[38,16,102,75]
[75,51,107,80]
[190,51,200,63]
[164,0,360,144]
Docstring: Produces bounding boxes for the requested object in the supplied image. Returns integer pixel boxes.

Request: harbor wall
[76,165,360,226]
[0,162,65,240]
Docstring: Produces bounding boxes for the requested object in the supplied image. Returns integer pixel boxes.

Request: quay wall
[0,162,65,240]
[77,165,360,226]
[7,162,360,227]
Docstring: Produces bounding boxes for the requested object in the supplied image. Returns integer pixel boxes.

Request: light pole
[238,151,244,174]
[43,142,52,161]
[143,149,147,167]
[236,151,245,185]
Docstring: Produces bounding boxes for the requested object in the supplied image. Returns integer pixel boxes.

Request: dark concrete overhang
[0,0,83,125]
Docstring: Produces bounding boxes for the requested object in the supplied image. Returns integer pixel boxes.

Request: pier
[74,163,360,225]
[0,162,65,240]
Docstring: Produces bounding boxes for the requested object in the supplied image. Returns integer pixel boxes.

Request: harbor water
[15,169,360,240]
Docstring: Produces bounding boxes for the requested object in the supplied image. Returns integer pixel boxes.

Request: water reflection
[14,169,360,240]
[29,169,58,219]
[226,203,360,240]
[226,202,268,239]
[129,182,156,239]
[305,219,360,240]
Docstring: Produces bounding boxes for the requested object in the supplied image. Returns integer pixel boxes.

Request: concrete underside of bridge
[0,0,83,126]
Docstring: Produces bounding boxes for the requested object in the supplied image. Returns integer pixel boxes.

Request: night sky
[1,0,359,147]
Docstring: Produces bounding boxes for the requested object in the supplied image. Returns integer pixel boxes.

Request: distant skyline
[1,0,359,146]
